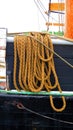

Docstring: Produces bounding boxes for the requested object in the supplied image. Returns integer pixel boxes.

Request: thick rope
[13,32,66,112]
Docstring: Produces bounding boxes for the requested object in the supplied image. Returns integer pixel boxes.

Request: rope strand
[13,32,66,112]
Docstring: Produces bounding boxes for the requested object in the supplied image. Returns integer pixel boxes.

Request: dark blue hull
[0,92,73,130]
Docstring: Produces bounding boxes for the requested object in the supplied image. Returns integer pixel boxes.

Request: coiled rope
[13,32,66,112]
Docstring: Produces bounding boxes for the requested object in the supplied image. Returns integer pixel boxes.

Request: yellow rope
[13,32,66,112]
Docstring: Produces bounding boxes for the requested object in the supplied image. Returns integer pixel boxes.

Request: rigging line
[37,0,48,13]
[47,0,52,31]
[49,0,51,3]
[48,0,51,10]
[37,0,46,12]
[34,0,47,21]
[34,0,59,23]
[27,34,73,69]
[61,0,64,32]
[50,11,64,14]
[48,0,51,12]
[46,11,60,23]
[37,0,50,31]
[16,102,73,125]
[58,0,60,32]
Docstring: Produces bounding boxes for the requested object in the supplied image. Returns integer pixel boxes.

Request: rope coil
[13,32,66,112]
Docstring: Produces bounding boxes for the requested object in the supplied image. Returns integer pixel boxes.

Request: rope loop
[50,95,66,112]
[13,32,66,112]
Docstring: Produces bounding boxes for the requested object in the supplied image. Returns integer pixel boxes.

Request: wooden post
[64,0,73,39]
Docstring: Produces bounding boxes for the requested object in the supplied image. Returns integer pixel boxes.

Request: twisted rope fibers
[13,32,66,112]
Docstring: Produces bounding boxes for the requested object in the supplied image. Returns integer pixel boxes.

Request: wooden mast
[64,0,73,39]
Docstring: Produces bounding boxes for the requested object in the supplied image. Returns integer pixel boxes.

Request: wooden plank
[64,0,73,39]
[49,3,65,11]
[46,22,64,26]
